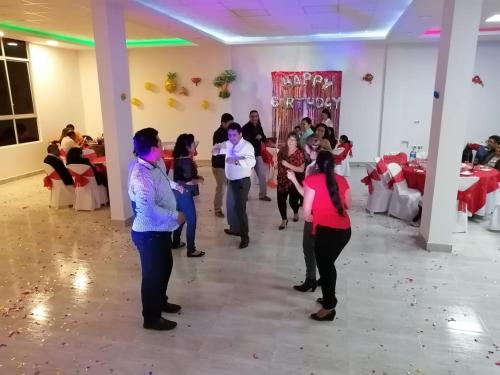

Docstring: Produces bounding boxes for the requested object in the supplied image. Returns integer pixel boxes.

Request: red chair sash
[334,143,352,165]
[261,144,275,166]
[43,171,61,189]
[69,168,94,187]
[376,159,388,175]
[388,170,405,189]
[361,169,380,194]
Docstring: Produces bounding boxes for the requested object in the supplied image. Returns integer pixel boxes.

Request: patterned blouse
[277,148,305,191]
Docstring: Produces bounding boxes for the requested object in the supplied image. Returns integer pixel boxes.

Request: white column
[91,0,133,222]
[420,0,483,251]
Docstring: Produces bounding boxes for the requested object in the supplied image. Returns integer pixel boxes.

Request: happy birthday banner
[271,71,342,145]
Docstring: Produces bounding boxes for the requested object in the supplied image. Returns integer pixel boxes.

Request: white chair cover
[386,162,422,221]
[334,156,351,177]
[43,163,75,208]
[364,164,392,214]
[66,164,108,211]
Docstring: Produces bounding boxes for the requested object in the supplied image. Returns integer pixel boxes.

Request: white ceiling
[0,0,499,48]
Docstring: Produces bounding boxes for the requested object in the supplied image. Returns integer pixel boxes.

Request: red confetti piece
[495,362,500,366]
[252,353,259,359]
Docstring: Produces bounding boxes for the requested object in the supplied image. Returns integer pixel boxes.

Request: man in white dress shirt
[212,122,256,248]
[60,130,80,154]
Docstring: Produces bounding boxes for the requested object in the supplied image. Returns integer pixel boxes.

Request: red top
[277,148,305,192]
[304,173,351,233]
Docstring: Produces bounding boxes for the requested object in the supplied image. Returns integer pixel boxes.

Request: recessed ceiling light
[485,14,500,23]
[7,42,18,46]
[46,40,58,46]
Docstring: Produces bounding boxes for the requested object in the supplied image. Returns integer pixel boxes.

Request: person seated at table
[464,135,500,164]
[333,135,353,163]
[61,131,81,154]
[478,135,500,166]
[66,147,108,188]
[43,143,74,186]
[171,134,205,258]
[65,124,84,144]
[483,143,500,171]
[314,123,333,151]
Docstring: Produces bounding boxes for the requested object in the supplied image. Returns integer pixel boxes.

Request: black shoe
[293,279,317,292]
[278,220,288,230]
[259,196,272,202]
[310,310,336,321]
[187,250,205,258]
[161,302,182,314]
[293,213,299,222]
[143,317,177,330]
[172,242,186,250]
[239,239,249,249]
[224,229,240,236]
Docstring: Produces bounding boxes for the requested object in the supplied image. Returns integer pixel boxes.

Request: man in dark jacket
[212,113,233,217]
[43,144,74,185]
[242,110,271,201]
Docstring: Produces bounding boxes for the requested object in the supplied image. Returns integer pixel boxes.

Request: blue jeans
[173,190,197,253]
[131,230,173,322]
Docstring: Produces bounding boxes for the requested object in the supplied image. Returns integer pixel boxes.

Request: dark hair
[221,113,234,123]
[66,147,83,164]
[302,117,312,125]
[173,133,194,158]
[66,130,76,138]
[316,150,344,216]
[340,135,349,143]
[47,144,60,155]
[314,123,329,139]
[249,110,259,116]
[227,122,242,133]
[321,108,331,118]
[278,132,301,160]
[489,135,500,144]
[58,127,68,142]
[133,127,159,157]
[66,124,75,130]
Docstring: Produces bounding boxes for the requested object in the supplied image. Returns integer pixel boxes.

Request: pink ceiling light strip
[423,27,500,36]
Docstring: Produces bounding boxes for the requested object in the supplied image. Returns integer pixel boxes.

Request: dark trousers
[277,185,301,220]
[173,190,197,254]
[229,177,250,241]
[302,221,316,280]
[314,226,351,310]
[131,230,173,322]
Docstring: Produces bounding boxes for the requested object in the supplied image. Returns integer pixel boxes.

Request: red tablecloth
[403,165,499,214]
[93,150,175,170]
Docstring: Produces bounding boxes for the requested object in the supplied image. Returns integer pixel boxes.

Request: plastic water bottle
[409,147,417,163]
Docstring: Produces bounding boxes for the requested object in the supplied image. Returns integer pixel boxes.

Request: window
[0,37,39,147]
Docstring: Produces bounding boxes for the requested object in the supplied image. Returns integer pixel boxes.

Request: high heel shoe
[293,279,317,292]
[293,213,299,222]
[278,220,288,230]
[310,309,336,321]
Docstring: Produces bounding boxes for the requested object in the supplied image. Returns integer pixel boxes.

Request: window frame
[0,38,40,148]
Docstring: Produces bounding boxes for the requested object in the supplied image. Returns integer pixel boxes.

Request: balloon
[201,100,209,110]
[167,98,176,108]
[144,82,153,91]
[131,97,142,106]
[331,97,341,109]
[285,97,294,108]
[271,96,280,108]
[293,75,301,86]
[315,97,325,108]
[322,78,333,90]
[324,97,332,108]
[306,97,315,106]
[312,74,323,86]
[303,72,312,83]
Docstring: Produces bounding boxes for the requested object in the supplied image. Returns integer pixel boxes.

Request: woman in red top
[276,133,305,229]
[303,150,352,321]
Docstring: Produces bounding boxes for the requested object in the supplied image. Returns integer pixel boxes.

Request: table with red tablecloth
[92,150,175,171]
[403,165,499,214]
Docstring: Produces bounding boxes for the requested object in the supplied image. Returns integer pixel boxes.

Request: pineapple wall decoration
[165,72,178,93]
[213,70,237,98]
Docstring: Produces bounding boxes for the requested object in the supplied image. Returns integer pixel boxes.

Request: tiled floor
[0,166,499,374]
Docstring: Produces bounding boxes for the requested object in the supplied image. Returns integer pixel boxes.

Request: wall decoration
[201,100,210,110]
[165,72,178,93]
[362,73,374,84]
[131,97,142,107]
[179,86,189,96]
[191,77,202,86]
[144,82,154,91]
[213,70,237,98]
[472,74,484,87]
[271,71,342,145]
[167,97,176,108]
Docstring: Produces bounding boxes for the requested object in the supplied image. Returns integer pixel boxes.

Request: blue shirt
[128,158,179,232]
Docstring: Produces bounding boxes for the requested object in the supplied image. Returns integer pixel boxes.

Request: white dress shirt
[324,118,333,128]
[61,136,79,154]
[214,138,256,180]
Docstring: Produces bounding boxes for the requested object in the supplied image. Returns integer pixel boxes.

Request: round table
[403,165,499,215]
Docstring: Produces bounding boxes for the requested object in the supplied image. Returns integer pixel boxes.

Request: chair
[454,176,480,233]
[488,183,500,231]
[383,152,408,166]
[66,164,108,211]
[362,164,392,214]
[387,162,422,221]
[82,148,97,163]
[42,163,75,208]
[334,157,350,177]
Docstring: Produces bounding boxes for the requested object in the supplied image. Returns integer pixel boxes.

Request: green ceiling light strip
[126,38,194,47]
[0,22,194,47]
[0,22,95,46]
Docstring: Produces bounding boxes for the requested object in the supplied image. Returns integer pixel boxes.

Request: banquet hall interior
[1,0,500,373]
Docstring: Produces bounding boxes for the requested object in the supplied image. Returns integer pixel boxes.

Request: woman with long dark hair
[172,134,205,257]
[276,132,305,229]
[314,123,332,151]
[302,150,351,321]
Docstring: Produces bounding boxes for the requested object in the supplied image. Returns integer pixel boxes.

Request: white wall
[0,44,85,181]
[78,50,102,138]
[231,43,386,162]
